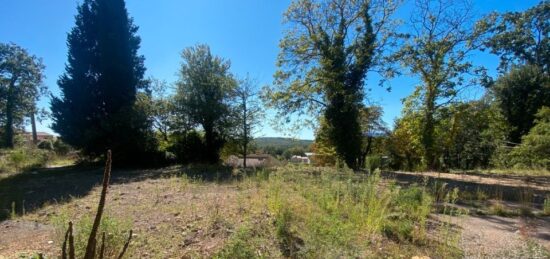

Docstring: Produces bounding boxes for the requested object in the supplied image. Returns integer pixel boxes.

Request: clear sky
[0,0,540,140]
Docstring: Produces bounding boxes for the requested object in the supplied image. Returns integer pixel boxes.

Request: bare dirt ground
[0,167,549,258]
[0,167,278,258]
[458,215,550,258]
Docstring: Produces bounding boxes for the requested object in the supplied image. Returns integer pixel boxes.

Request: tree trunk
[423,88,436,170]
[203,122,219,164]
[31,109,38,144]
[359,136,373,169]
[242,100,247,168]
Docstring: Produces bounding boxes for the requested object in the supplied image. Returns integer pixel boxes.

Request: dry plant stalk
[61,150,133,259]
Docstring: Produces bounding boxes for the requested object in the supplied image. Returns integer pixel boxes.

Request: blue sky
[0,0,540,140]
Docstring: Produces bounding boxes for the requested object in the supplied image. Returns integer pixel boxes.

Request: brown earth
[0,167,549,258]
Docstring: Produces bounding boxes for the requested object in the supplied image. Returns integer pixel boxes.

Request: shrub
[37,139,54,150]
[214,227,257,259]
[365,155,382,173]
[169,131,207,164]
[53,139,72,155]
[385,186,433,242]
[0,147,52,174]
[508,107,550,170]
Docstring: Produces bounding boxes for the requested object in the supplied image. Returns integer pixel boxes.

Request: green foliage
[53,139,72,156]
[231,76,264,167]
[384,186,432,242]
[262,167,442,257]
[481,1,550,73]
[388,110,424,171]
[214,227,259,259]
[37,139,54,151]
[389,98,510,171]
[508,106,550,169]
[365,155,381,174]
[53,213,132,258]
[148,78,177,143]
[491,65,550,144]
[263,0,401,169]
[174,44,236,164]
[0,43,46,148]
[438,100,508,170]
[0,147,52,174]
[311,117,337,166]
[274,206,302,257]
[168,130,207,164]
[50,0,157,163]
[395,0,489,169]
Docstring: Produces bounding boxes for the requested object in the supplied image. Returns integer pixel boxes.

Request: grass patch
[52,212,133,258]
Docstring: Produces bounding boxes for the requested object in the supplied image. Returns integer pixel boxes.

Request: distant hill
[253,137,313,149]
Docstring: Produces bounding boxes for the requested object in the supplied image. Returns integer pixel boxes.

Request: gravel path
[458,215,550,258]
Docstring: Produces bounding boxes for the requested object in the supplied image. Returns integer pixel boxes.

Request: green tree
[510,106,550,169]
[263,0,400,169]
[490,65,550,144]
[358,106,387,168]
[175,44,236,164]
[395,0,488,169]
[388,110,424,171]
[50,0,155,162]
[0,43,46,148]
[148,78,177,142]
[437,100,507,170]
[232,76,264,168]
[481,0,549,74]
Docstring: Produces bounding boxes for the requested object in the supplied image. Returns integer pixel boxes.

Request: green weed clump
[54,213,132,258]
[0,147,53,175]
[258,166,445,257]
[385,185,433,242]
[214,227,258,259]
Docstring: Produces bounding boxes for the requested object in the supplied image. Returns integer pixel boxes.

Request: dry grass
[0,164,518,258]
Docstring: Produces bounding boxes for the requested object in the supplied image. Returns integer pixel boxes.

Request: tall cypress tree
[51,0,154,162]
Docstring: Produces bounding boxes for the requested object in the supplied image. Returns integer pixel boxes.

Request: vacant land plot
[0,166,549,258]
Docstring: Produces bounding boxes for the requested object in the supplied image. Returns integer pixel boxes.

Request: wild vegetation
[1,0,549,258]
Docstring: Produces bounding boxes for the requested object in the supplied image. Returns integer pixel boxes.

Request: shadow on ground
[384,171,550,205]
[0,164,244,221]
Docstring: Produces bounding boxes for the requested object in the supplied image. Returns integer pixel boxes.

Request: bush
[169,131,207,164]
[365,155,382,173]
[53,139,72,155]
[37,139,54,150]
[0,147,52,174]
[508,107,550,169]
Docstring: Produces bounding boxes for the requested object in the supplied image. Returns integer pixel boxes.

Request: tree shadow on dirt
[383,172,550,205]
[0,164,245,221]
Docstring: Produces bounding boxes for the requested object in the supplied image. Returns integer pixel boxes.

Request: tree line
[1,0,549,171]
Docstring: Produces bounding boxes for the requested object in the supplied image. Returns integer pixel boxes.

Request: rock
[47,240,54,244]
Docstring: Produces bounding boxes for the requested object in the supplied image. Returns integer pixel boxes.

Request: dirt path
[0,220,56,257]
[456,215,550,258]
